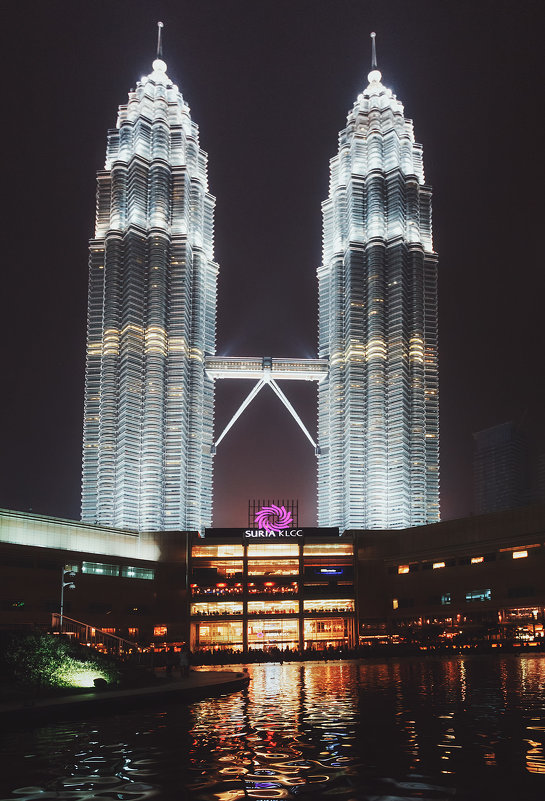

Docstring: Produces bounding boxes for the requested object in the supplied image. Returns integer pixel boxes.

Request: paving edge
[2,672,250,726]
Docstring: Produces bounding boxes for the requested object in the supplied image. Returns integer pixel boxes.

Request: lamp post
[60,566,76,630]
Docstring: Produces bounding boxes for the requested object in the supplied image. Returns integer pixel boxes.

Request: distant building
[537,452,545,504]
[473,422,528,515]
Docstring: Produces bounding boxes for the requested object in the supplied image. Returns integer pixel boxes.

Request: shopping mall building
[1,505,545,652]
[189,528,355,652]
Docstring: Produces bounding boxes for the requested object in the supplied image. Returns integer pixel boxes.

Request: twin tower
[81,30,439,534]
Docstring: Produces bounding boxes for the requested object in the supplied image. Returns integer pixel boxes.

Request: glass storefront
[193,559,243,578]
[303,599,354,614]
[194,620,243,651]
[303,543,353,556]
[247,559,299,576]
[247,582,298,596]
[191,585,244,597]
[248,600,299,615]
[192,544,244,558]
[247,618,299,650]
[247,543,299,557]
[189,534,355,653]
[191,601,243,616]
[304,617,353,649]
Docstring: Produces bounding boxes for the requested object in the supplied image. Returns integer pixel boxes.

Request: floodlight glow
[53,658,111,688]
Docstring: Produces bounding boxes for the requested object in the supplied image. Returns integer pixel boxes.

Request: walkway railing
[51,614,139,654]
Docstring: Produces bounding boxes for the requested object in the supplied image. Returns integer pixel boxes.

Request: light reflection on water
[2,656,545,800]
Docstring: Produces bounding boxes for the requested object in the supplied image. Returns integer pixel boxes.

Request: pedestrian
[166,646,176,676]
[179,645,190,678]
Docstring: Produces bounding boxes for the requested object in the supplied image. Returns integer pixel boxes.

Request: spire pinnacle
[367,31,382,84]
[370,32,377,69]
[156,21,164,59]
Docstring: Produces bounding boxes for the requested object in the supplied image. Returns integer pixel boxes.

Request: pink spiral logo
[254,504,293,533]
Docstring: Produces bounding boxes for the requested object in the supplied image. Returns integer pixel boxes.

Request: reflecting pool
[2,656,545,800]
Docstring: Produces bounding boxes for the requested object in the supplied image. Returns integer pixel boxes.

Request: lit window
[82,561,119,577]
[398,565,410,574]
[433,561,445,570]
[0,600,25,610]
[121,565,155,580]
[513,550,528,560]
[192,545,243,557]
[441,593,451,605]
[466,589,491,603]
[392,598,399,610]
[303,544,353,556]
[128,627,138,638]
[247,559,298,576]
[471,556,484,564]
[247,543,299,557]
[153,625,167,637]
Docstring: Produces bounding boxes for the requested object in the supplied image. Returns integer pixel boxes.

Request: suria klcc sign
[203,503,340,540]
[248,504,299,538]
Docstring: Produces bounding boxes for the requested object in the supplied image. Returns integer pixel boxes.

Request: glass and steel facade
[82,54,218,532]
[189,535,356,653]
[317,63,439,530]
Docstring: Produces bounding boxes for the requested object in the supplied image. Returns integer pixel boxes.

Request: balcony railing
[51,614,139,653]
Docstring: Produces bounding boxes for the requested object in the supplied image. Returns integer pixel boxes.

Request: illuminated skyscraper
[317,35,439,529]
[82,26,218,532]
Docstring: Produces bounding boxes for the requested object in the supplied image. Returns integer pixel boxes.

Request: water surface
[2,656,545,800]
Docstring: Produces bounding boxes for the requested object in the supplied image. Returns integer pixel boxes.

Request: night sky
[1,0,544,528]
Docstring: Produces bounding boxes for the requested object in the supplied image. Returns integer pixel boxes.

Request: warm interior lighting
[513,550,528,559]
[398,565,410,574]
[433,561,445,569]
[392,598,399,610]
[471,556,484,564]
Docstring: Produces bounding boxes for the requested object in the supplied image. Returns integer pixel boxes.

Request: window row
[191,543,353,558]
[190,599,355,616]
[81,561,155,580]
[395,548,535,574]
[192,563,353,579]
[393,589,493,609]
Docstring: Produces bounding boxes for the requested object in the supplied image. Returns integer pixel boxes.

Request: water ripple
[2,658,545,799]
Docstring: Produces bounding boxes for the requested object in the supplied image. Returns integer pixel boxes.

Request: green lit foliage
[0,632,120,688]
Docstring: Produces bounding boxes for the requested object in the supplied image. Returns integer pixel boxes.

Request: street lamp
[60,566,76,630]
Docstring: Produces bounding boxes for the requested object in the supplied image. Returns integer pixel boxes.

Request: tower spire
[156,21,164,59]
[370,31,377,69]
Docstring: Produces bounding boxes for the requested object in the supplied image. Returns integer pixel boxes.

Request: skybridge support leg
[214,379,266,450]
[268,379,317,450]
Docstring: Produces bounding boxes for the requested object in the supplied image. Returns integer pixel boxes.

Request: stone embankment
[1,669,250,725]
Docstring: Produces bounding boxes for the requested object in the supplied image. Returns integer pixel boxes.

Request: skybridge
[205,356,328,453]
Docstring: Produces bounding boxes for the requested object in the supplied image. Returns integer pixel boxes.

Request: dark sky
[1,0,544,528]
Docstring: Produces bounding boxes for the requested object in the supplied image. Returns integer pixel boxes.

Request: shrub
[0,632,120,688]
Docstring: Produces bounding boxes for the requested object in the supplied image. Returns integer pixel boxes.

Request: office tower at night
[473,421,528,515]
[82,28,218,532]
[317,37,439,530]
